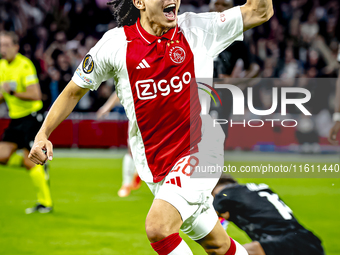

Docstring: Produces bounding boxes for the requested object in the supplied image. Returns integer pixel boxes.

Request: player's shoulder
[15,54,36,70]
[178,11,216,30]
[178,11,216,24]
[93,27,127,53]
[102,27,126,41]
[16,53,33,65]
[246,183,270,192]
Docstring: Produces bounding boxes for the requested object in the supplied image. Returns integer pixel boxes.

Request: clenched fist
[29,135,53,165]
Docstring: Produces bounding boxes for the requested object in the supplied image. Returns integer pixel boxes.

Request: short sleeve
[22,60,39,87]
[179,6,244,58]
[206,7,244,57]
[72,32,117,91]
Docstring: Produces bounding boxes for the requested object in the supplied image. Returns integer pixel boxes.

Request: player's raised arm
[29,81,89,164]
[29,27,118,164]
[328,65,340,144]
[240,0,274,31]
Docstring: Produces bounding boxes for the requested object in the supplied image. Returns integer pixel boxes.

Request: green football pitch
[0,151,339,255]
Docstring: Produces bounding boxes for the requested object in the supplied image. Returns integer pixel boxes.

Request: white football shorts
[146,115,225,240]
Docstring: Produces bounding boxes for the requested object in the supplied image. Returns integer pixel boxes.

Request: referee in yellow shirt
[0,31,53,214]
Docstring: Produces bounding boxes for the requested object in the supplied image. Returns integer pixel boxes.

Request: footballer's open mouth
[163,3,176,21]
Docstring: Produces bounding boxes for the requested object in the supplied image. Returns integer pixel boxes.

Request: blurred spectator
[301,11,319,44]
[55,52,72,92]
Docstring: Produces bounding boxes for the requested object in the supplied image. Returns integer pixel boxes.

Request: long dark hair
[107,0,140,27]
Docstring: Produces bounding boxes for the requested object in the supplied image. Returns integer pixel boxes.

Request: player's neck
[6,54,17,64]
[140,17,171,37]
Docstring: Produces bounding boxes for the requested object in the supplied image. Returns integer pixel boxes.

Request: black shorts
[2,112,44,150]
[259,229,324,255]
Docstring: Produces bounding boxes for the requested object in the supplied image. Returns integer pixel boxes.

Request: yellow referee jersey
[0,53,43,119]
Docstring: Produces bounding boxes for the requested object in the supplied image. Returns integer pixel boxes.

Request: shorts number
[172,156,199,176]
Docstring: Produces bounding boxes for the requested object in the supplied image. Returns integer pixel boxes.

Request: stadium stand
[0,0,339,152]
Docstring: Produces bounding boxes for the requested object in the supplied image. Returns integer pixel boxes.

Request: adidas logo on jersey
[136,59,151,69]
[165,176,181,188]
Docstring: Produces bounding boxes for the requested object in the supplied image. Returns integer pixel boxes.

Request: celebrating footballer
[29,0,274,254]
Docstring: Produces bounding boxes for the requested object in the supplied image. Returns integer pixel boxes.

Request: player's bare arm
[328,68,340,145]
[243,242,266,255]
[29,81,89,164]
[2,83,42,101]
[240,0,274,32]
[96,91,120,120]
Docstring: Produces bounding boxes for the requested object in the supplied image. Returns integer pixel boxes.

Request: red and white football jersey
[72,7,243,183]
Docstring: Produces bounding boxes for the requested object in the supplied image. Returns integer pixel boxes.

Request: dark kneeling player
[213,175,324,255]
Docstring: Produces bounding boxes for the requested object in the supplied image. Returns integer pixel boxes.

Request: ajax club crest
[169,46,186,64]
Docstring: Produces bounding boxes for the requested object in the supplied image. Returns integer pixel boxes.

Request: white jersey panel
[115,46,154,182]
[178,7,244,59]
[178,6,243,114]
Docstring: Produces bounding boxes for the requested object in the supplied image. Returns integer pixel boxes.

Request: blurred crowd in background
[0,0,117,113]
[0,0,339,146]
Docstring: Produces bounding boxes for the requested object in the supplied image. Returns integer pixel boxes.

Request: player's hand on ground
[328,122,340,145]
[96,106,110,120]
[243,241,266,255]
[28,136,53,165]
[219,211,230,220]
